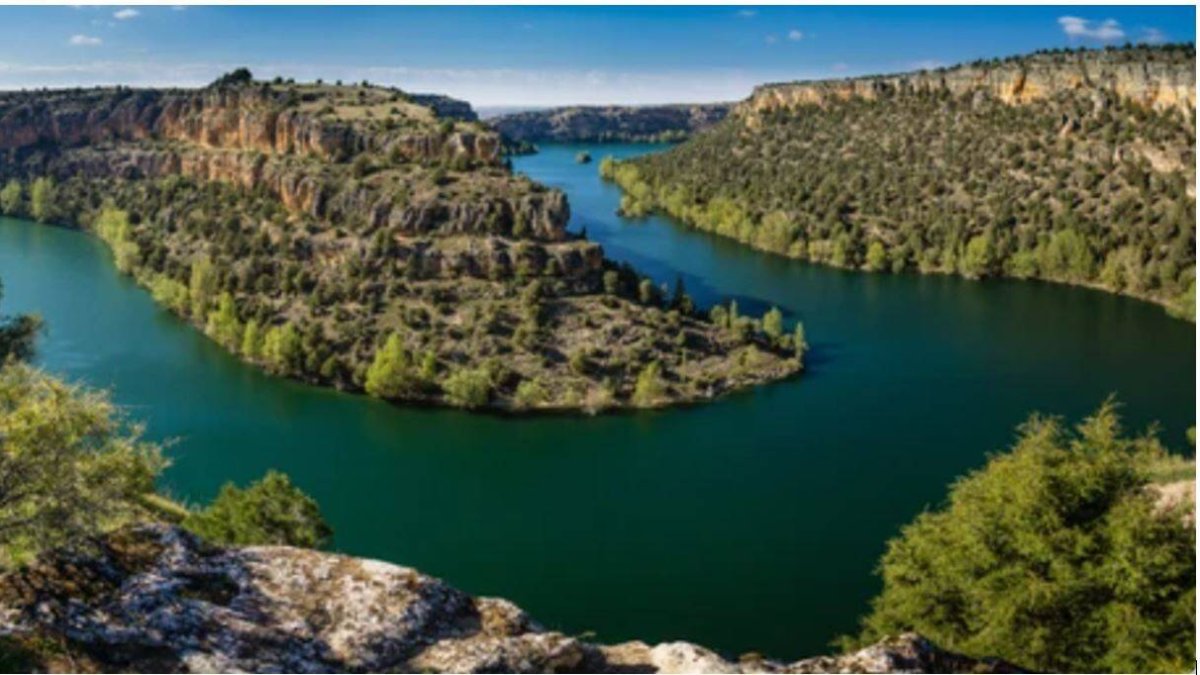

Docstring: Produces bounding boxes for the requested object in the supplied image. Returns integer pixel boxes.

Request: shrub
[442,367,492,408]
[183,470,332,549]
[856,401,1195,673]
[632,361,666,407]
[0,364,165,563]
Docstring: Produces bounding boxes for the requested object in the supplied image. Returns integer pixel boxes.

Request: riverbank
[602,159,1195,322]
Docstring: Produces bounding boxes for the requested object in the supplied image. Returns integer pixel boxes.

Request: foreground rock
[0,525,1018,673]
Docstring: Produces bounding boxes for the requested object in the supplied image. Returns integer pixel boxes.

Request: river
[0,142,1192,659]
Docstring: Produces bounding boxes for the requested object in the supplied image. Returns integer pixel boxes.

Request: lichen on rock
[0,525,1020,673]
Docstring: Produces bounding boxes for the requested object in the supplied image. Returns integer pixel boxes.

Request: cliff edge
[0,525,1019,673]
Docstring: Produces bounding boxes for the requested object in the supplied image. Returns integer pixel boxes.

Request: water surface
[0,142,1192,659]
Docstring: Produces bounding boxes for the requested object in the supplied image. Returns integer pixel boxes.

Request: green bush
[364,333,422,399]
[442,367,492,408]
[183,470,332,549]
[632,361,666,407]
[0,364,165,564]
[857,400,1195,673]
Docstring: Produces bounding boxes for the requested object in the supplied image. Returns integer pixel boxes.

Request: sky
[0,5,1193,107]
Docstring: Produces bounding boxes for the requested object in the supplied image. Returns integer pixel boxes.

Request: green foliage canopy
[858,400,1195,673]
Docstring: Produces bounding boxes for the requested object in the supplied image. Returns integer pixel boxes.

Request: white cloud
[1058,16,1125,42]
[67,34,102,47]
[736,9,757,18]
[113,8,139,20]
[787,29,804,41]
[764,34,778,45]
[1139,27,1167,45]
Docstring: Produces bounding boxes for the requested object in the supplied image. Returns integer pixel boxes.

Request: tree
[638,278,659,306]
[29,178,54,223]
[632,361,666,407]
[262,323,302,375]
[0,278,41,364]
[188,257,219,319]
[94,206,139,274]
[241,319,264,361]
[364,333,420,399]
[442,367,491,408]
[603,270,621,295]
[961,232,994,279]
[0,364,165,563]
[762,306,784,342]
[0,180,22,216]
[205,292,243,352]
[668,275,695,314]
[793,321,808,363]
[865,241,888,272]
[857,401,1194,673]
[211,67,253,88]
[182,470,331,549]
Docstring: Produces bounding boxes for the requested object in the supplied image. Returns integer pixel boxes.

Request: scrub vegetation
[603,44,1196,319]
[853,400,1195,673]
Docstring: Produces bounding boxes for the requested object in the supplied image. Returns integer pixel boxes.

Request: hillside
[0,72,800,412]
[492,103,731,144]
[603,44,1196,318]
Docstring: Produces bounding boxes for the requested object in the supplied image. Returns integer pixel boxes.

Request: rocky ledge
[0,525,1018,673]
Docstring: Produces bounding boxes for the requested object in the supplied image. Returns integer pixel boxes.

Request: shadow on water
[0,142,1192,662]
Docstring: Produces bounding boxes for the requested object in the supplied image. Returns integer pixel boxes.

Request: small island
[575,151,592,164]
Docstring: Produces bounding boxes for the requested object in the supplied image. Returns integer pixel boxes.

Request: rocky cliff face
[0,84,566,241]
[0,86,496,164]
[740,46,1195,126]
[491,103,732,143]
[0,525,1018,674]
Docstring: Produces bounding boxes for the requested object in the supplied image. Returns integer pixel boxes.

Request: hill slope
[604,45,1196,317]
[0,73,799,412]
[492,103,731,144]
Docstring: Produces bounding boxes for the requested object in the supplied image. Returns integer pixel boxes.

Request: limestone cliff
[491,103,732,144]
[0,525,1018,674]
[740,45,1195,127]
[0,85,561,241]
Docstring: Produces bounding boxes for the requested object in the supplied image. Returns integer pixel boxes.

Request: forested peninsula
[603,45,1196,318]
[0,70,802,413]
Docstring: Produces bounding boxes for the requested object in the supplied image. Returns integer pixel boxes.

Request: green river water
[0,142,1193,659]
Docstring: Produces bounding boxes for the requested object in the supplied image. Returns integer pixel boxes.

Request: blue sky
[0,5,1193,106]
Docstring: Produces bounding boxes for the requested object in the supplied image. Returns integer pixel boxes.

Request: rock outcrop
[491,103,732,144]
[740,46,1195,127]
[0,86,495,164]
[0,525,1019,674]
